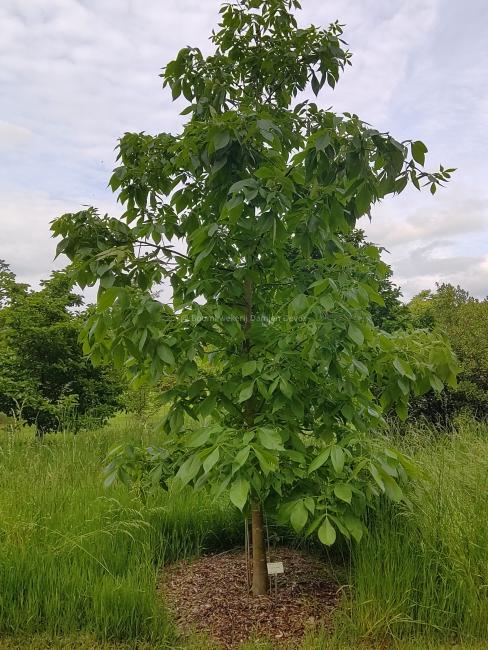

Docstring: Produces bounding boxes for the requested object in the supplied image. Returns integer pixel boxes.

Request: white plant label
[267,561,284,575]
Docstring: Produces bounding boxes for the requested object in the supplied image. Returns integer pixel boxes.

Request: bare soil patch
[160,547,340,648]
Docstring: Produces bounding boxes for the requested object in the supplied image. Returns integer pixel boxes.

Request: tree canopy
[409,284,488,422]
[0,265,123,433]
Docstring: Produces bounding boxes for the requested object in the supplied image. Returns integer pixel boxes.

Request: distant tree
[52,0,456,594]
[0,269,124,434]
[408,284,488,422]
[0,260,27,309]
[408,289,436,329]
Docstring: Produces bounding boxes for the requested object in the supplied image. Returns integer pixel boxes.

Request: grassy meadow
[0,415,487,649]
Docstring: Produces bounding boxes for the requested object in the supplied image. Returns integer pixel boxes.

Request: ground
[161,548,339,648]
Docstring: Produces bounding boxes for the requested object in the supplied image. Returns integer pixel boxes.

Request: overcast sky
[1,0,487,300]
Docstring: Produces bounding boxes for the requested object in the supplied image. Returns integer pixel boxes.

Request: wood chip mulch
[159,547,340,648]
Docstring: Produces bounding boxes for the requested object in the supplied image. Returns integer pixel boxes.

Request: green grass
[0,417,240,643]
[346,420,488,642]
[0,634,487,649]
[0,416,487,648]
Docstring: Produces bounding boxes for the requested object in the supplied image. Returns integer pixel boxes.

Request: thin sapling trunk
[251,499,269,595]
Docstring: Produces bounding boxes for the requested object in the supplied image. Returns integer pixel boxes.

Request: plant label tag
[267,561,284,575]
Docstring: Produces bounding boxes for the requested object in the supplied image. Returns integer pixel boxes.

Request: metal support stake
[244,516,251,594]
[264,511,273,594]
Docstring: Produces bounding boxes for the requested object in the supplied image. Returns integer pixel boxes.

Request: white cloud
[365,190,487,247]
[0,0,487,302]
[0,121,32,150]
[0,192,70,285]
[301,0,440,125]
[0,191,119,290]
[393,255,488,300]
[362,182,488,299]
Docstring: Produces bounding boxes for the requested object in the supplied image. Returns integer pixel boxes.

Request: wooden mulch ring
[159,547,340,648]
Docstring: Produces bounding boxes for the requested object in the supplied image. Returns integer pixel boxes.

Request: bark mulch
[159,547,340,648]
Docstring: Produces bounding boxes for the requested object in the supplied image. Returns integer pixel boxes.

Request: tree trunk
[251,499,268,595]
[243,278,268,595]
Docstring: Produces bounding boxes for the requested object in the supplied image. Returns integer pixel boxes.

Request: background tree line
[0,260,123,433]
[1,233,486,435]
[408,282,488,423]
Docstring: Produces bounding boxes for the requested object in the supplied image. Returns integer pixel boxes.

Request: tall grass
[347,420,488,642]
[0,418,240,642]
[1,416,487,647]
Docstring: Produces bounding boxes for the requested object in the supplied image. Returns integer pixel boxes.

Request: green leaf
[193,244,214,271]
[176,455,201,486]
[98,287,119,310]
[304,497,315,514]
[315,133,330,152]
[355,185,371,215]
[343,513,363,542]
[329,515,351,540]
[213,130,230,151]
[331,446,345,474]
[238,381,254,403]
[103,471,117,489]
[382,473,403,502]
[186,427,213,448]
[348,323,364,345]
[229,476,250,511]
[311,71,320,96]
[253,446,278,474]
[369,463,385,491]
[233,445,250,472]
[318,518,336,546]
[211,157,227,174]
[257,428,283,450]
[279,378,293,399]
[429,375,444,392]
[395,401,408,421]
[203,447,220,473]
[257,118,277,141]
[290,500,308,532]
[289,293,308,315]
[334,483,352,504]
[157,343,175,365]
[286,450,306,464]
[319,294,334,311]
[100,272,115,289]
[229,178,256,194]
[311,278,329,295]
[392,357,415,380]
[254,166,276,179]
[411,140,428,166]
[308,447,331,474]
[242,360,257,377]
[198,395,217,418]
[304,515,323,537]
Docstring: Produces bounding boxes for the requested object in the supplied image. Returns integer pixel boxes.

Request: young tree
[52,0,456,594]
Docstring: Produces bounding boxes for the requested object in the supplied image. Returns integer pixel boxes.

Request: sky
[1,0,487,301]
